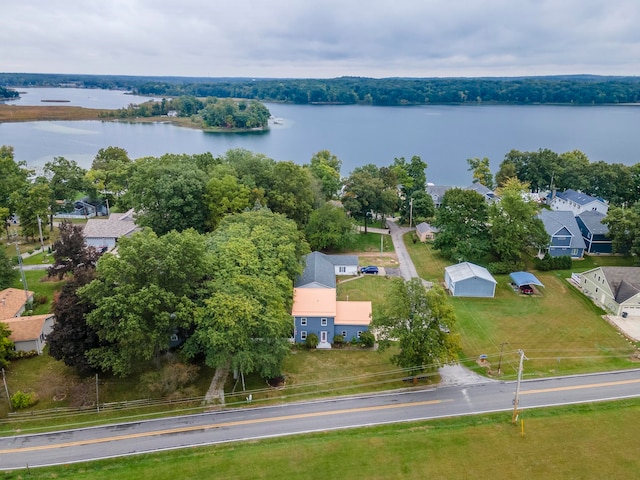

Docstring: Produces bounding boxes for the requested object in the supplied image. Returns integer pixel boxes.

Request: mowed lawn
[405,238,638,378]
[8,399,640,479]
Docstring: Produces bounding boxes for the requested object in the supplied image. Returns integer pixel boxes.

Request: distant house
[427,184,497,208]
[295,252,359,289]
[415,222,438,242]
[538,210,586,258]
[549,189,608,216]
[576,211,612,254]
[0,288,35,319]
[579,267,640,317]
[444,262,497,298]
[2,314,55,354]
[83,208,140,251]
[466,183,498,203]
[291,288,372,348]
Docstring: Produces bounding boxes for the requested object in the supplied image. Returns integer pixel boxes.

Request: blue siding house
[538,210,586,258]
[576,211,612,254]
[444,262,497,298]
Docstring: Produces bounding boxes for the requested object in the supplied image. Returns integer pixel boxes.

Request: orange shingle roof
[335,301,372,326]
[0,288,35,319]
[2,314,53,342]
[291,288,337,317]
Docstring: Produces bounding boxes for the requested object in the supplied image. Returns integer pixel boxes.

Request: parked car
[360,266,379,274]
[519,285,534,295]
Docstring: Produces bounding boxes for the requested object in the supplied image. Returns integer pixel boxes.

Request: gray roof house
[427,184,497,208]
[444,262,497,298]
[538,209,586,258]
[576,210,612,254]
[83,209,140,251]
[415,222,438,242]
[549,189,608,216]
[295,252,360,288]
[466,183,497,203]
[579,267,640,316]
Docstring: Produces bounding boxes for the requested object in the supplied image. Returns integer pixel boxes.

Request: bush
[11,390,38,409]
[487,261,525,275]
[534,254,572,271]
[359,330,375,348]
[305,333,319,349]
[8,349,38,360]
[332,334,344,347]
[34,294,48,305]
[139,361,200,399]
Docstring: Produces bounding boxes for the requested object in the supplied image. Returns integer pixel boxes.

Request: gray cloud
[2,0,640,78]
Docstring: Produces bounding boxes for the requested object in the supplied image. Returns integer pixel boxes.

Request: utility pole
[512,349,527,424]
[14,243,28,302]
[409,197,413,229]
[2,368,11,410]
[37,215,45,252]
[95,374,100,413]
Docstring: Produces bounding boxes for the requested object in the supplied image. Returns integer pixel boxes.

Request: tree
[0,322,14,369]
[408,190,435,224]
[267,161,315,227]
[495,160,517,188]
[489,178,548,264]
[86,146,132,209]
[392,156,428,223]
[467,157,494,189]
[603,203,640,255]
[47,267,100,373]
[184,210,309,383]
[373,279,459,376]
[433,188,490,262]
[0,247,18,290]
[127,155,208,235]
[44,156,88,226]
[205,165,251,230]
[342,165,397,233]
[80,229,210,376]
[305,202,357,251]
[11,177,51,242]
[0,145,31,215]
[308,150,342,201]
[47,221,101,280]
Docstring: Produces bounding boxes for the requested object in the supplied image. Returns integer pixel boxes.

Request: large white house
[549,189,608,216]
[579,267,640,317]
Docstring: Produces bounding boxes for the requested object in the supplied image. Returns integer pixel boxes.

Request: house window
[339,266,346,273]
[300,331,307,341]
[321,318,327,326]
[300,318,307,326]
[571,249,578,256]
[341,330,347,337]
[357,331,362,338]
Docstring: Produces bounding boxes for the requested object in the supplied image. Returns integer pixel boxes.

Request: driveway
[386,218,421,281]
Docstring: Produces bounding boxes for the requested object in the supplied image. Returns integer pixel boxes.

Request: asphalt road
[2,369,640,470]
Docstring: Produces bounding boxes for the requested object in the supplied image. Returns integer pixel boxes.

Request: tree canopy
[373,279,459,376]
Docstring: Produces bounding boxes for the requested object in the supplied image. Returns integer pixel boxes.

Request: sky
[3,0,640,79]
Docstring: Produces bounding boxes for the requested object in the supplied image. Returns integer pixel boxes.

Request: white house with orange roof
[292,287,372,348]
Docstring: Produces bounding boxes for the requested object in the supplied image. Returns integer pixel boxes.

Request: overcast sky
[3,0,640,79]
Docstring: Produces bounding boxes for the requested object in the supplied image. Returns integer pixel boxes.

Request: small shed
[415,222,438,242]
[444,262,497,298]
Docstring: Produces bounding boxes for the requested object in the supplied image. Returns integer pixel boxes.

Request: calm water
[2,88,640,185]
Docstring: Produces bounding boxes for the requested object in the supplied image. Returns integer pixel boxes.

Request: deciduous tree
[305,202,356,251]
[374,279,459,376]
[309,150,342,201]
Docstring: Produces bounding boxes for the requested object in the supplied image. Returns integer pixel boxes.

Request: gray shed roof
[599,267,640,303]
[577,211,609,235]
[416,222,438,235]
[445,262,496,284]
[83,209,139,240]
[538,210,586,250]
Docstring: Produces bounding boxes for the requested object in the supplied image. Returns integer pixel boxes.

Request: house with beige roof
[83,208,140,251]
[0,288,35,319]
[579,267,640,317]
[292,287,372,348]
[2,314,55,354]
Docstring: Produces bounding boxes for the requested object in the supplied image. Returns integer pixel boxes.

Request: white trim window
[357,331,362,338]
[300,331,307,341]
[321,317,328,326]
[339,266,346,273]
[341,330,347,337]
[300,317,307,326]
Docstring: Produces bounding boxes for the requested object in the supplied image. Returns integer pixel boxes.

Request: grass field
[0,104,110,122]
[405,237,639,378]
[4,398,640,479]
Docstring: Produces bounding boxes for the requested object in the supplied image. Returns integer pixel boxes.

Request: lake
[2,88,640,185]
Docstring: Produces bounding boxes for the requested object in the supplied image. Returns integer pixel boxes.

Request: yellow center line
[0,399,448,454]
[521,378,640,395]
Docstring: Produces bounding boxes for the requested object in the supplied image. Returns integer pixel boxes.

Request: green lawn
[5,398,640,479]
[404,238,638,378]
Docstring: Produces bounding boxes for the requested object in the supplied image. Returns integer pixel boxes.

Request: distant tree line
[0,86,19,100]
[4,73,640,106]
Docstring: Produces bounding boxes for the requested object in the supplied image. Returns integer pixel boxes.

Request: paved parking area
[606,315,640,342]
